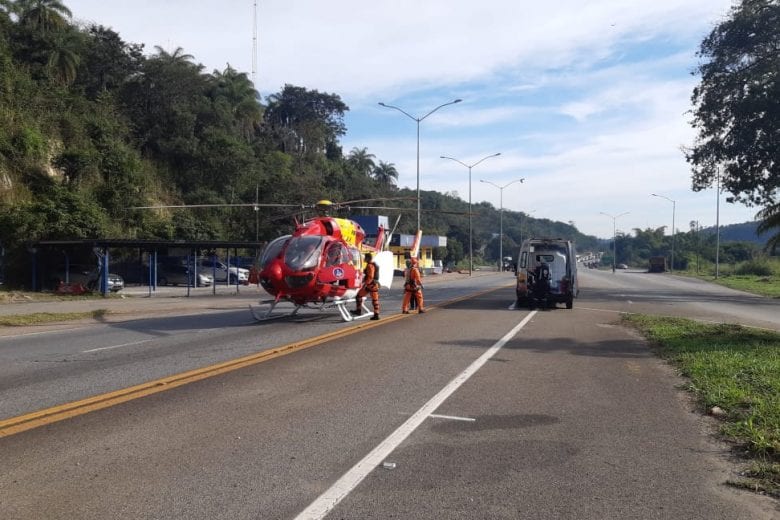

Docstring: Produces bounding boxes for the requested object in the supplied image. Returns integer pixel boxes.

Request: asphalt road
[0,270,778,519]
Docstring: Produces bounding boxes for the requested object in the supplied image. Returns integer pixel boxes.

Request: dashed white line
[82,339,153,353]
[295,310,538,520]
[429,414,475,422]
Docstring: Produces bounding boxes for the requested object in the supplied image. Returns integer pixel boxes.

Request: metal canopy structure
[30,239,267,296]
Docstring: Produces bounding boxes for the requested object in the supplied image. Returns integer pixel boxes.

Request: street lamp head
[453,99,463,103]
[378,102,387,107]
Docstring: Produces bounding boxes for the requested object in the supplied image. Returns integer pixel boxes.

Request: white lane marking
[82,339,153,353]
[429,414,475,422]
[577,306,628,315]
[295,310,538,520]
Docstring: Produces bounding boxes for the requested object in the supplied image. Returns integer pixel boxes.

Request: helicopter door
[318,242,357,284]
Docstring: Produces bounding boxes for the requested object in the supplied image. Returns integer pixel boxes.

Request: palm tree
[153,45,199,68]
[347,147,375,178]
[372,160,398,188]
[16,0,72,33]
[46,31,80,84]
[211,64,262,140]
[756,203,780,254]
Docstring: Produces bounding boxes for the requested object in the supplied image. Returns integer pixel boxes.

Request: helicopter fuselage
[258,216,369,306]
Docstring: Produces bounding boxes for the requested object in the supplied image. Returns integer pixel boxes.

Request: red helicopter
[250,200,399,322]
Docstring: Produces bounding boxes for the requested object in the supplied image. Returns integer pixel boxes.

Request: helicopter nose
[268,263,284,282]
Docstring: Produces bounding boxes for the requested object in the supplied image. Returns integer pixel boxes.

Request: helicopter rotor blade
[128,203,307,210]
[334,196,417,207]
[344,205,473,216]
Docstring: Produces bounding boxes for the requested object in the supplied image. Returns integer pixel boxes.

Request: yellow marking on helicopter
[334,218,359,247]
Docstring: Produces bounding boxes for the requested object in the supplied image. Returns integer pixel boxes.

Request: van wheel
[229,274,238,284]
[566,298,573,309]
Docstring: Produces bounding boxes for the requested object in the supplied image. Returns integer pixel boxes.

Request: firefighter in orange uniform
[402,257,425,314]
[355,252,380,320]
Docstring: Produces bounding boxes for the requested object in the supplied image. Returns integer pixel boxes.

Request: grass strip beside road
[704,275,780,299]
[624,314,780,497]
[0,309,109,327]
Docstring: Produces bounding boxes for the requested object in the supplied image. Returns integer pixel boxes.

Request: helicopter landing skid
[249,301,302,321]
[332,299,372,322]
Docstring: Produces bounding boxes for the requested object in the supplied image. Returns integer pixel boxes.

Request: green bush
[735,259,775,277]
[12,126,47,161]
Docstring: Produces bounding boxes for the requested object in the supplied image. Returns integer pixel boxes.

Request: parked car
[227,256,257,269]
[196,258,249,284]
[52,264,125,292]
[157,264,213,287]
[617,263,629,270]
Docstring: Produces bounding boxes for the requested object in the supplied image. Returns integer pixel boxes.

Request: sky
[64,0,759,239]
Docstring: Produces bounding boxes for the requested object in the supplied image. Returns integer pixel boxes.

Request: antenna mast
[252,1,258,88]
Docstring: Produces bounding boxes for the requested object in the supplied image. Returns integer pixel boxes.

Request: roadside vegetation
[677,257,780,299]
[624,314,780,497]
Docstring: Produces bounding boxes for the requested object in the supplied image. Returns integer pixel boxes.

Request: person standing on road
[355,252,380,320]
[402,257,425,314]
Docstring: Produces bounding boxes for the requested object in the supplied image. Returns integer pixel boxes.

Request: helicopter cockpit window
[284,236,324,271]
[349,248,361,266]
[260,235,291,269]
[325,243,348,267]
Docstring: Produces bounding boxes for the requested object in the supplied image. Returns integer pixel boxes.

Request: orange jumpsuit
[356,261,380,317]
[401,265,425,313]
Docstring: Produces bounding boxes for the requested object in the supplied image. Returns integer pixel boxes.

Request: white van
[515,238,578,309]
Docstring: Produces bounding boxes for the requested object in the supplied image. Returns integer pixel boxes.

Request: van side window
[520,251,528,268]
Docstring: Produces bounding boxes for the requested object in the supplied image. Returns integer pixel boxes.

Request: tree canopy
[686,0,780,207]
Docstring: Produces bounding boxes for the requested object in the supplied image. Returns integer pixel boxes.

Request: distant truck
[648,256,667,273]
[515,237,578,309]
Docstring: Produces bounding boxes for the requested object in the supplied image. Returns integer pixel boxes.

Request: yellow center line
[0,283,513,438]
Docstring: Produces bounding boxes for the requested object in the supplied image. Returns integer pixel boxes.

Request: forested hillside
[0,1,602,286]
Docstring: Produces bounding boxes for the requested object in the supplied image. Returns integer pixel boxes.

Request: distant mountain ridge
[701,221,768,245]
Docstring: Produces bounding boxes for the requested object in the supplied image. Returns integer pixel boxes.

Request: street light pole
[715,167,721,279]
[378,99,462,235]
[600,211,629,273]
[480,178,524,271]
[441,153,502,276]
[651,193,676,273]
